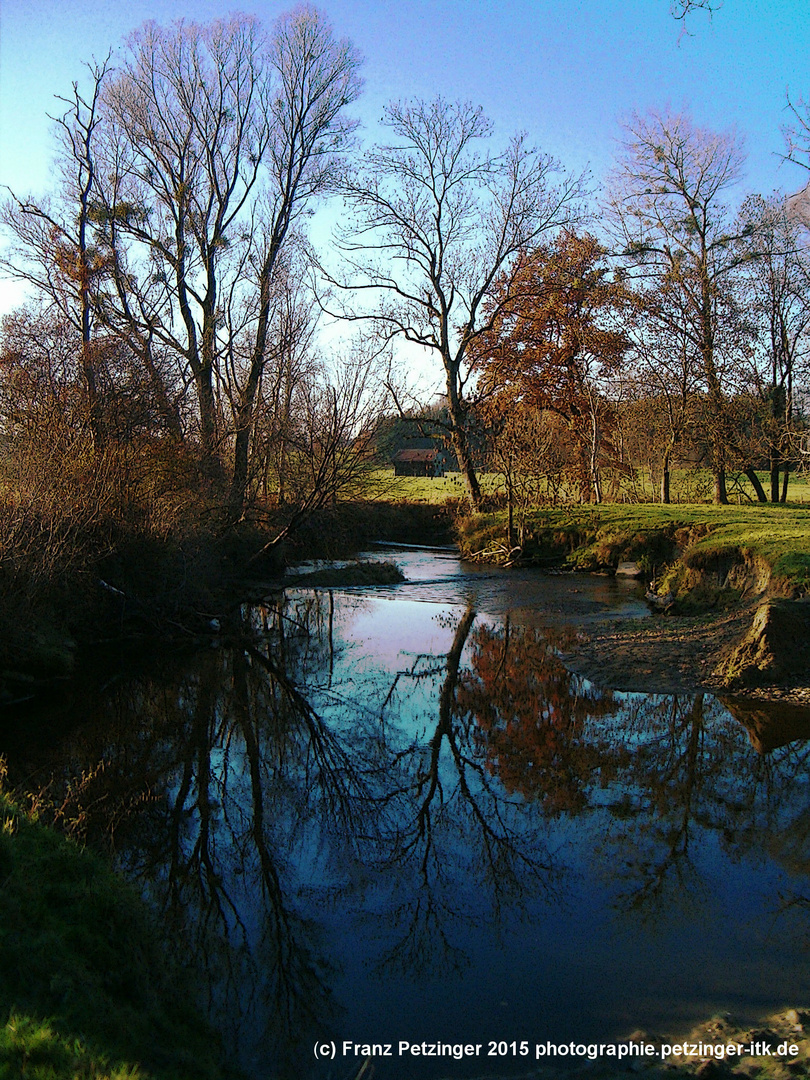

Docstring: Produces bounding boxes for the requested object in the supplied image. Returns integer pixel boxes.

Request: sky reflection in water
[5,548,810,1080]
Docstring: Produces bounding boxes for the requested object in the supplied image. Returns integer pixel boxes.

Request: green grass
[0,1013,146,1079]
[364,468,504,504]
[367,466,810,507]
[457,502,810,595]
[611,466,810,505]
[0,768,228,1080]
[366,465,810,595]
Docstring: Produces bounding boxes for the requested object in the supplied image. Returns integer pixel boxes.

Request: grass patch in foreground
[0,767,227,1080]
[0,1013,145,1079]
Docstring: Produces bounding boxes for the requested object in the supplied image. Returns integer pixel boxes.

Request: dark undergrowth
[0,481,454,694]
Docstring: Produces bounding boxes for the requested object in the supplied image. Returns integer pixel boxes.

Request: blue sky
[1,0,809,312]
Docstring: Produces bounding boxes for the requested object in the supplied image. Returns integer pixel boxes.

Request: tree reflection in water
[367,607,578,978]
[587,692,810,921]
[6,590,810,1075]
[458,617,622,812]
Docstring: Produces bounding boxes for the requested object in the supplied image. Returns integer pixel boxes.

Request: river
[3,545,810,1079]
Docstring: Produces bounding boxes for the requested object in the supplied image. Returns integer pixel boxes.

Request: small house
[392,448,449,477]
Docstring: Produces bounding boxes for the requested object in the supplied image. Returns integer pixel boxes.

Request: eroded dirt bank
[560,600,810,706]
[459,517,810,703]
[560,604,752,694]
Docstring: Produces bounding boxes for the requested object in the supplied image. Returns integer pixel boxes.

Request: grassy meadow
[370,466,810,506]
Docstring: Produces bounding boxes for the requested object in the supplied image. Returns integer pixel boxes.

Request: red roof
[392,448,441,462]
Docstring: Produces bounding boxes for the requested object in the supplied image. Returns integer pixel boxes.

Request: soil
[457,1008,810,1079]
[560,600,810,706]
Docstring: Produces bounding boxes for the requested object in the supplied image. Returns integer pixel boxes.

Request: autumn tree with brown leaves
[472,232,630,505]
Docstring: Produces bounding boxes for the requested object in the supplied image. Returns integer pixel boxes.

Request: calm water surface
[4,546,810,1079]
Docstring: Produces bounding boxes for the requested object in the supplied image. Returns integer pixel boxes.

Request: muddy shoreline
[560,600,810,706]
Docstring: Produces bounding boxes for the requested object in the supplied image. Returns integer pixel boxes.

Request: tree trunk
[81,340,105,452]
[781,463,791,503]
[506,469,516,549]
[660,468,670,504]
[700,262,729,507]
[446,373,482,510]
[770,455,781,503]
[660,443,672,504]
[745,468,768,503]
[230,412,254,520]
[589,406,603,504]
[229,234,283,521]
[713,466,729,505]
[194,367,218,462]
[453,428,482,510]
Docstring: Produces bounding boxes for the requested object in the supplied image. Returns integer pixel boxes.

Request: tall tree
[331,97,581,510]
[609,109,747,504]
[472,232,630,505]
[100,16,270,461]
[98,7,361,512]
[1,57,113,452]
[737,194,810,501]
[228,8,362,519]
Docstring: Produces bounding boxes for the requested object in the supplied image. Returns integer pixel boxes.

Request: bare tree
[625,287,701,503]
[247,337,390,555]
[738,194,810,501]
[670,0,722,27]
[1,57,113,451]
[99,16,271,462]
[782,95,810,230]
[228,246,321,507]
[329,97,582,510]
[609,109,747,503]
[228,7,362,519]
[97,8,360,514]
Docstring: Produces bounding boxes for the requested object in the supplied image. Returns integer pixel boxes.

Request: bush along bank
[0,497,455,703]
[0,761,233,1080]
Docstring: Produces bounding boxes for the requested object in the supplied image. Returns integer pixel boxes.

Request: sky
[0,0,809,317]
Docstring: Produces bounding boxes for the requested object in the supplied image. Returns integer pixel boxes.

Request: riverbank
[456,504,810,598]
[559,603,754,693]
[457,504,810,700]
[558,597,810,704]
[0,499,454,699]
[0,766,231,1080]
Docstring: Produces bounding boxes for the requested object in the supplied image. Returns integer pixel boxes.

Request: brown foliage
[456,620,622,812]
[474,232,628,410]
[472,231,631,502]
